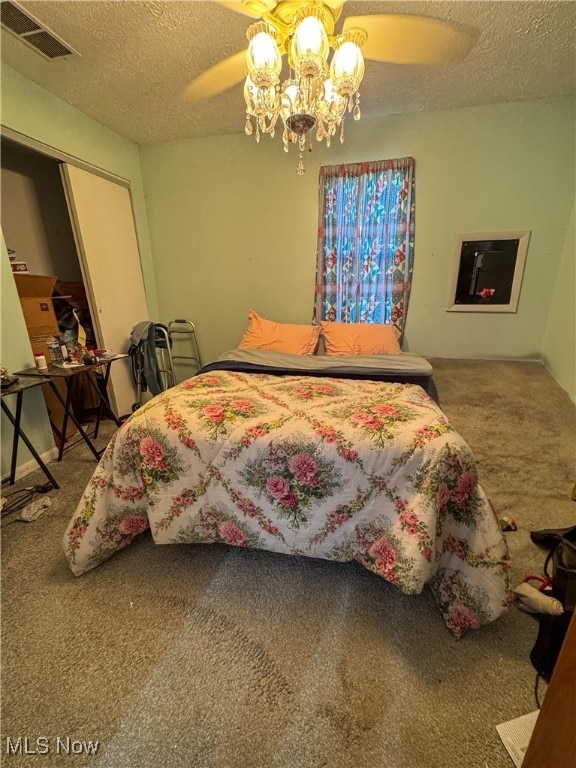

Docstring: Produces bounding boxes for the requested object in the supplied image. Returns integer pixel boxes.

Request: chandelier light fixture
[242,5,366,174]
[183,2,475,175]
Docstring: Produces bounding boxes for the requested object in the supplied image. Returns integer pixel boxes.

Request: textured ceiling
[1,1,575,145]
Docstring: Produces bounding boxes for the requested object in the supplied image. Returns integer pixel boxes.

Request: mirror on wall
[447,231,530,313]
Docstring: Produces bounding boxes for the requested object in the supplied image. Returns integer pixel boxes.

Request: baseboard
[1,447,59,484]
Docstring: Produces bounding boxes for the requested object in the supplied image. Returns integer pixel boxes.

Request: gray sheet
[213,348,433,376]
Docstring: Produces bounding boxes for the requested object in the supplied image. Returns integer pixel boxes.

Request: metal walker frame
[131,319,201,411]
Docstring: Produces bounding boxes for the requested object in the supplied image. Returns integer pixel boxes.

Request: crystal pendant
[353,94,361,121]
[296,152,306,175]
[340,121,345,143]
[255,124,260,143]
[245,116,253,135]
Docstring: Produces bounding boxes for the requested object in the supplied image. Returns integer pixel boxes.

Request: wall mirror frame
[447,230,530,313]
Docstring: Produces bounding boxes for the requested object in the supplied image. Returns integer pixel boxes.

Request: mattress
[200,349,437,398]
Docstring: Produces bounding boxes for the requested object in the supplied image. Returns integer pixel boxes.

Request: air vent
[0,1,39,34]
[23,30,73,58]
[1,0,78,59]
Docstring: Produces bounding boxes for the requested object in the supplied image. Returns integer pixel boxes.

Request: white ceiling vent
[1,0,78,59]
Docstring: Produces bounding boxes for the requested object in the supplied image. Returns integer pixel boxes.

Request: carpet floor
[1,359,575,768]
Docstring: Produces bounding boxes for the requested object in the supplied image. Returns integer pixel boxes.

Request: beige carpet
[1,359,575,768]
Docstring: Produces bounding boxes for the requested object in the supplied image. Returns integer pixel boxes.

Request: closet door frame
[1,126,130,188]
[1,126,148,417]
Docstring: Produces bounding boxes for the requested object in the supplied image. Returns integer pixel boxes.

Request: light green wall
[1,65,574,481]
[140,98,574,369]
[0,65,158,475]
[542,203,576,400]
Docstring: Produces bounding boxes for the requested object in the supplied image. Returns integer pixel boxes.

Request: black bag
[529,525,576,682]
[546,526,576,612]
[529,611,572,682]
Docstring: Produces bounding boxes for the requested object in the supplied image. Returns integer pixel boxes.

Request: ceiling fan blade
[343,14,475,65]
[182,50,247,103]
[215,0,276,19]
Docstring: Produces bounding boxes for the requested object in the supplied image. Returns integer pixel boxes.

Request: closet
[1,135,149,425]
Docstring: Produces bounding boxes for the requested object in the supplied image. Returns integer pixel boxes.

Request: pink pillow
[320,321,401,355]
[239,311,321,355]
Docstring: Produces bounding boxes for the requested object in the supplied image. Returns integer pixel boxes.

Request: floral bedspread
[63,371,510,638]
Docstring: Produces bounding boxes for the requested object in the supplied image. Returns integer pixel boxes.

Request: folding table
[16,355,126,461]
[1,376,59,488]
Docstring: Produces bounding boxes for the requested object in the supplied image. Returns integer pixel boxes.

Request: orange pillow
[320,321,401,355]
[239,310,321,355]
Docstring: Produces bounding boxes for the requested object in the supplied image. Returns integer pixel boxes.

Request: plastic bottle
[34,353,48,370]
[46,335,64,364]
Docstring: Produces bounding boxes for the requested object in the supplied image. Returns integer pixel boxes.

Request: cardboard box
[14,273,77,445]
[14,273,58,297]
[14,274,59,357]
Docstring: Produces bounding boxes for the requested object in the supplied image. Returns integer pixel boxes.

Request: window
[313,158,415,338]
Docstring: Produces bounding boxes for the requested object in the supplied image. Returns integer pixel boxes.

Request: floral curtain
[313,157,415,338]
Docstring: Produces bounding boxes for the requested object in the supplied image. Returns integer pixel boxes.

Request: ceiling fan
[182,0,475,172]
[183,0,474,102]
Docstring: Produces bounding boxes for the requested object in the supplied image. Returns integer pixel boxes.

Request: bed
[63,347,510,639]
[201,347,438,399]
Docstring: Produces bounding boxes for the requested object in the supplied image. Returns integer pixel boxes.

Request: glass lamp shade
[330,33,365,96]
[290,8,329,65]
[315,78,346,140]
[280,80,316,136]
[280,80,300,116]
[319,79,347,116]
[245,75,280,119]
[246,22,282,88]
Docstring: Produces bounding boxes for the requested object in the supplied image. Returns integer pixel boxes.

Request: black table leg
[9,390,23,483]
[84,365,121,439]
[1,397,59,489]
[45,380,102,461]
